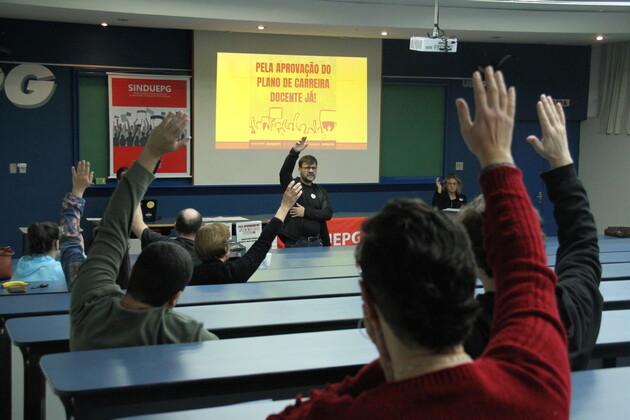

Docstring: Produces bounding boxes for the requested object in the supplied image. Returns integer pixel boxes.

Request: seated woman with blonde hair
[190,181,302,285]
[12,221,65,283]
[432,174,467,211]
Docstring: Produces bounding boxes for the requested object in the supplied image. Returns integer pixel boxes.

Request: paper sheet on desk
[203,216,249,222]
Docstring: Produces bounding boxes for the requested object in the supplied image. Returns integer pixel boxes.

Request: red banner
[110,78,188,108]
[277,216,365,247]
[113,146,188,174]
[327,217,365,246]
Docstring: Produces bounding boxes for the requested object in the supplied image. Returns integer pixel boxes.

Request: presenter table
[88,212,371,247]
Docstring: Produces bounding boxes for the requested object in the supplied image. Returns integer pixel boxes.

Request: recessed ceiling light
[381,31,389,36]
[596,34,604,41]
[100,22,108,27]
[257,25,266,30]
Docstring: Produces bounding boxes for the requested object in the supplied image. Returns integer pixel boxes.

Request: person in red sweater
[267,67,570,420]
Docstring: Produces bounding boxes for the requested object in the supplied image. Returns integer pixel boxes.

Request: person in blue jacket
[12,221,65,283]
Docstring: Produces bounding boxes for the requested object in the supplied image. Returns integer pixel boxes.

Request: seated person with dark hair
[268,67,569,419]
[70,112,218,351]
[460,94,602,370]
[132,205,203,266]
[190,181,302,285]
[12,222,65,283]
[116,166,128,181]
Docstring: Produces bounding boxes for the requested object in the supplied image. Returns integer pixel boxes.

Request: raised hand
[281,181,303,210]
[526,95,573,169]
[275,181,303,221]
[435,177,443,194]
[293,136,308,153]
[71,160,94,198]
[455,67,516,168]
[138,111,190,172]
[145,111,190,157]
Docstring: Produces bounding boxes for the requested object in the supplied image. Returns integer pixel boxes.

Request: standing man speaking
[279,137,333,247]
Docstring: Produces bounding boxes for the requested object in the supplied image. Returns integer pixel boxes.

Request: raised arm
[60,160,93,287]
[223,181,304,282]
[435,177,443,194]
[528,94,602,369]
[61,161,93,237]
[132,204,149,239]
[456,68,569,411]
[279,137,306,188]
[71,161,93,198]
[71,112,190,311]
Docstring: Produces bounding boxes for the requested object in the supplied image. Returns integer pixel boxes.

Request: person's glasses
[446,182,458,186]
[301,166,317,171]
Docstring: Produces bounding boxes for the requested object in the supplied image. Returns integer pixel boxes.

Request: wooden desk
[29,303,630,420]
[546,235,630,256]
[8,293,362,420]
[117,367,630,420]
[0,293,71,420]
[601,263,630,280]
[1,278,68,295]
[591,310,630,366]
[265,246,355,269]
[41,313,630,420]
[251,264,359,282]
[1,277,359,420]
[40,329,378,420]
[601,280,630,310]
[178,277,360,306]
[9,273,630,419]
[120,399,293,419]
[547,250,630,266]
[570,366,630,420]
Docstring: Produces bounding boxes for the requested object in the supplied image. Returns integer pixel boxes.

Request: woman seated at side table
[190,182,302,285]
[432,174,467,210]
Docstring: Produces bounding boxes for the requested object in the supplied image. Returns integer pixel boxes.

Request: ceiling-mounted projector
[410,37,457,53]
[410,0,458,53]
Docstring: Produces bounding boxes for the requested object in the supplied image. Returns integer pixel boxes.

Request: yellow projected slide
[216,53,367,150]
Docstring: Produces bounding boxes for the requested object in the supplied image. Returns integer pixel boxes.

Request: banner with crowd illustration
[108,74,191,178]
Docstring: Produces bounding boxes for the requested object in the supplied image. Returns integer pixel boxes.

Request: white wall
[580,118,630,231]
[579,45,630,231]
